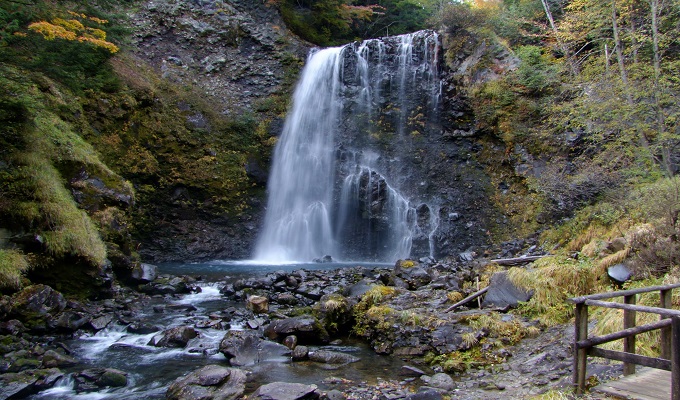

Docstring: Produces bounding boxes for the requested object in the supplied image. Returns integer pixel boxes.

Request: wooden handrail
[575,319,672,349]
[584,299,680,317]
[569,282,680,303]
[570,284,680,399]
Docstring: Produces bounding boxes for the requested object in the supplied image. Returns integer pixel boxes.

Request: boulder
[166,365,246,400]
[264,316,329,344]
[400,365,426,377]
[219,330,290,366]
[247,295,269,314]
[250,382,319,400]
[139,276,197,296]
[481,271,533,309]
[54,311,90,332]
[89,313,115,331]
[393,260,431,290]
[0,319,26,335]
[308,350,359,365]
[291,345,309,361]
[312,255,333,263]
[148,326,198,348]
[343,280,372,298]
[420,373,455,391]
[317,294,353,334]
[0,368,64,399]
[9,285,66,329]
[608,263,632,284]
[74,368,128,391]
[127,322,161,334]
[283,335,297,350]
[130,263,158,283]
[42,350,78,368]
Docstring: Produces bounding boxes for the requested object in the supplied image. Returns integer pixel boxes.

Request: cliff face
[129,0,309,116]
[96,0,313,263]
[121,1,523,262]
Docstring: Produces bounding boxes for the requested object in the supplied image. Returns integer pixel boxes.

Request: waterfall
[254,31,441,263]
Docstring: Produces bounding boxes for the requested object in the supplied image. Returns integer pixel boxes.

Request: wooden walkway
[593,367,672,400]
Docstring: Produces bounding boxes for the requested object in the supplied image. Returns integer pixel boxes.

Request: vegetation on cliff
[268,0,442,45]
[0,0,277,295]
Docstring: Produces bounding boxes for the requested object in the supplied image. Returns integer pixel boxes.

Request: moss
[352,286,400,338]
[0,250,30,291]
[426,313,539,373]
[0,62,135,294]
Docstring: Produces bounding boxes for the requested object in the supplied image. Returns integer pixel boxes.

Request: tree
[27,11,119,53]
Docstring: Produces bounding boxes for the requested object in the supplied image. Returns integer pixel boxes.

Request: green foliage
[0,0,122,94]
[515,45,558,94]
[13,153,107,266]
[352,285,398,337]
[426,313,539,373]
[275,0,434,45]
[0,250,30,291]
[82,55,271,221]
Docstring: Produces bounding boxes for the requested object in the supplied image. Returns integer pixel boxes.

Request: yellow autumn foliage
[28,12,119,54]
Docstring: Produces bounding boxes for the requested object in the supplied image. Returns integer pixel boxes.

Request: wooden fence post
[624,294,637,375]
[574,302,589,394]
[672,316,680,400]
[661,289,672,360]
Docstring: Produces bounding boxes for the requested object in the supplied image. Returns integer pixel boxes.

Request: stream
[30,261,406,399]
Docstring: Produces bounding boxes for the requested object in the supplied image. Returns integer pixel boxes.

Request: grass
[0,62,127,290]
[11,130,108,267]
[508,256,609,326]
[0,249,30,290]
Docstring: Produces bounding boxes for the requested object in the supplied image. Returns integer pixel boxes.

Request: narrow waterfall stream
[255,31,442,264]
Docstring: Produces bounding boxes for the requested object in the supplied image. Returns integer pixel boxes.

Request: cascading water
[255,31,442,263]
[254,47,344,262]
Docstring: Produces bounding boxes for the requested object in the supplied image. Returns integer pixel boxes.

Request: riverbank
[1,259,622,399]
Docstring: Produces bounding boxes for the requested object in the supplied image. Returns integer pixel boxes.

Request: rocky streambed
[1,257,622,399]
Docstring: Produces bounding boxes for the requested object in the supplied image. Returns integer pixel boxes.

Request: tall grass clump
[508,256,609,326]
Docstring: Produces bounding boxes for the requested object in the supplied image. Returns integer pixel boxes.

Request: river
[30,261,406,399]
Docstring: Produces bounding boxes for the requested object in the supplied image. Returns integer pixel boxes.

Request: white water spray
[255,31,441,263]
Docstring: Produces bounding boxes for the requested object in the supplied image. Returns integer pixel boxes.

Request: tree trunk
[648,0,673,176]
[540,0,578,75]
[611,0,633,105]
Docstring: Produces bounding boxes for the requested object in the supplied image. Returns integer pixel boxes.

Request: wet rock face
[166,365,247,400]
[250,382,319,400]
[148,326,199,348]
[219,330,290,366]
[328,32,497,260]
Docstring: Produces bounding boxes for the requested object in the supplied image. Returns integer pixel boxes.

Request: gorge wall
[125,0,515,262]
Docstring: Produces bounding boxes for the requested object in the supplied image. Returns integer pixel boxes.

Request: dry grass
[361,285,398,306]
[508,256,609,325]
[597,247,631,270]
[446,291,464,303]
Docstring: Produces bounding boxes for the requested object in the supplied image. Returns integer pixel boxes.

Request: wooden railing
[569,283,680,399]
